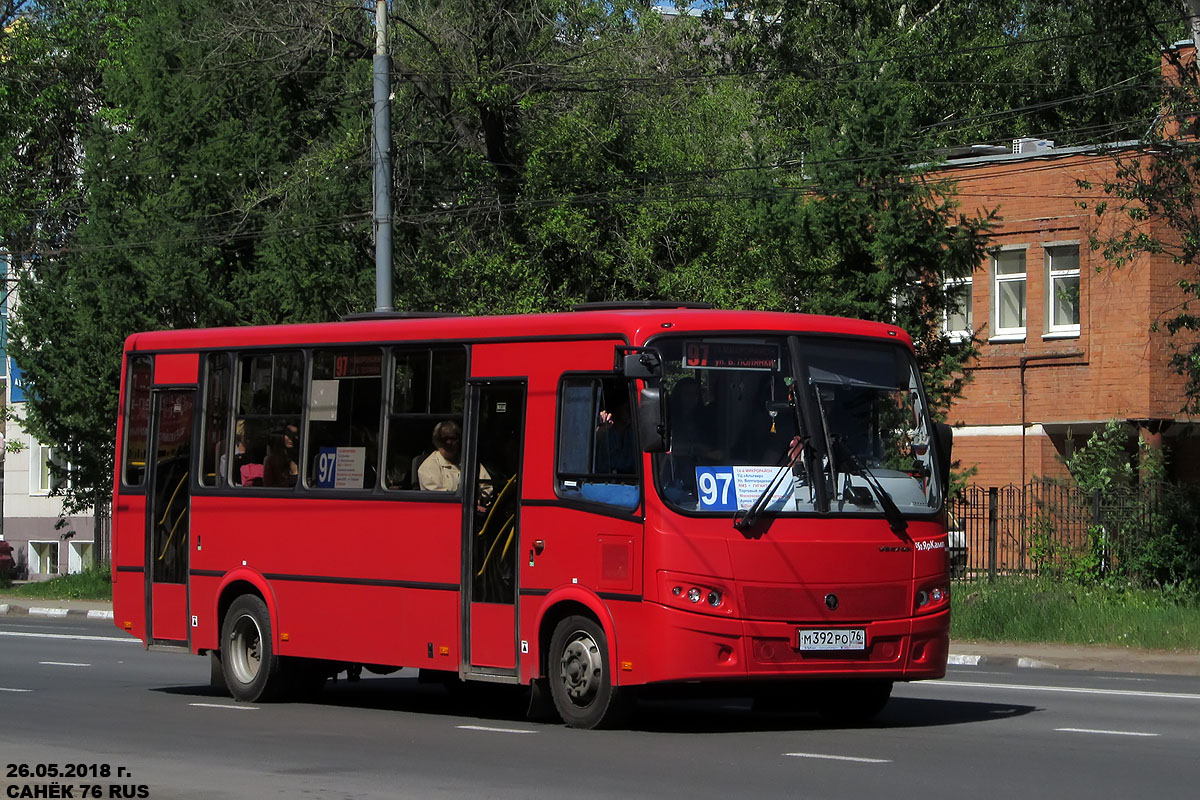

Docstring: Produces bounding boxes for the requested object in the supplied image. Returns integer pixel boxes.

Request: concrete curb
[0,603,113,620]
[949,653,1059,669]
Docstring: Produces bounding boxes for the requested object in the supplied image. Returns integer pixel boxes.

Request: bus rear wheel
[547,615,630,729]
[221,595,282,702]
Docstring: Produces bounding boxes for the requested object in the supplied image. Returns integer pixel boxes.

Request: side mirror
[934,422,953,497]
[637,386,669,453]
[616,346,663,379]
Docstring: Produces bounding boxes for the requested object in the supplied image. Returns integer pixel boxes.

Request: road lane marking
[0,688,33,693]
[931,680,1200,701]
[456,725,538,734]
[0,630,139,644]
[39,661,91,667]
[784,752,891,763]
[1056,727,1159,737]
[189,703,259,710]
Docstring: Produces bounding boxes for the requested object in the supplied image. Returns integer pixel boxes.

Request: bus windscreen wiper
[830,435,909,540]
[732,435,807,532]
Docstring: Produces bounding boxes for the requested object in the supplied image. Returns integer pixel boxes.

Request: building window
[992,248,1027,339]
[1046,245,1081,335]
[29,441,70,496]
[28,540,60,576]
[944,277,973,341]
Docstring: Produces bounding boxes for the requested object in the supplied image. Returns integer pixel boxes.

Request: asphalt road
[2,615,1199,800]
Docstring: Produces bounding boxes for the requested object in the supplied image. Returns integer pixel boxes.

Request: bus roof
[123,307,914,353]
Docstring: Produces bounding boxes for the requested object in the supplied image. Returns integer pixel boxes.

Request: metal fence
[949,480,1170,580]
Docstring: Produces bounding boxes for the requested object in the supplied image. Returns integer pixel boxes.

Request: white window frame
[68,541,94,574]
[28,540,60,576]
[28,438,72,496]
[28,439,54,496]
[943,277,973,342]
[990,246,1028,341]
[1045,242,1081,337]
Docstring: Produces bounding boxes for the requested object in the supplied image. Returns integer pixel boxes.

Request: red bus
[112,304,953,728]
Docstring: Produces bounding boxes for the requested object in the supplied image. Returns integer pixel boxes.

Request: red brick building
[935,139,1200,489]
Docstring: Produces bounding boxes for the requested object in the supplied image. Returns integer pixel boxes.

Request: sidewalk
[2,595,1198,676]
[0,596,114,620]
[948,640,1200,677]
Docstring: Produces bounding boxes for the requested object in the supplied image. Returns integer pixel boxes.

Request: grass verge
[0,567,112,601]
[952,578,1200,652]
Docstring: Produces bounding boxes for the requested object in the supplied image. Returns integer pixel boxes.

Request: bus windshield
[654,335,941,518]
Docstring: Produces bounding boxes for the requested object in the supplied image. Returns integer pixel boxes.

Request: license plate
[797,628,866,651]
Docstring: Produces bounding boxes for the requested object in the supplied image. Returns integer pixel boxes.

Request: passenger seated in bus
[418,421,492,509]
[263,433,297,487]
[594,399,636,475]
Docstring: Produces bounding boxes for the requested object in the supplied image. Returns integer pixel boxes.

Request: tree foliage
[0,0,1184,513]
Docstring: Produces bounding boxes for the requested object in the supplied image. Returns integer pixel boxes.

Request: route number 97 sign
[695,466,794,511]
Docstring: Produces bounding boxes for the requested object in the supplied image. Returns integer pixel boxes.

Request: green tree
[7,0,374,515]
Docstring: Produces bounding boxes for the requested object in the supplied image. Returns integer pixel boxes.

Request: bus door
[461,380,526,678]
[145,389,195,645]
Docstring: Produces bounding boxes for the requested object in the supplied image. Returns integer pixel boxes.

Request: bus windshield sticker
[695,466,794,511]
[683,341,780,371]
[316,446,366,489]
[309,380,340,421]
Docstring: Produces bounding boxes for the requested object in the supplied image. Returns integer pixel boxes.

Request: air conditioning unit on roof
[1013,137,1054,154]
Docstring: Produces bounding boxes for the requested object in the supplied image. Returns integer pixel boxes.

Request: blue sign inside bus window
[695,467,737,511]
[314,446,367,489]
[314,447,339,488]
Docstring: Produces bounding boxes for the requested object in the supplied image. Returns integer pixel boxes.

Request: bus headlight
[659,571,735,617]
[914,581,949,614]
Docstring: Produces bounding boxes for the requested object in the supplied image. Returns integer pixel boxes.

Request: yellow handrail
[155,471,189,562]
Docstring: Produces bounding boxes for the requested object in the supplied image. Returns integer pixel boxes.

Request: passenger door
[145,389,195,645]
[461,380,526,678]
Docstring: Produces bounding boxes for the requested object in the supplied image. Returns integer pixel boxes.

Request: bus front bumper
[623,602,949,686]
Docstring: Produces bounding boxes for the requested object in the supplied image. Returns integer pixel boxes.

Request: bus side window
[200,353,232,486]
[384,346,467,492]
[233,351,303,489]
[123,355,153,487]
[556,376,640,509]
[305,348,383,490]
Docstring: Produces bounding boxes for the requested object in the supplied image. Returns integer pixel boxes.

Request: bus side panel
[470,603,515,669]
[518,506,643,683]
[111,494,148,641]
[189,495,463,669]
[151,584,188,641]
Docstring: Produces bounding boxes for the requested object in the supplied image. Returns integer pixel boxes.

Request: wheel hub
[559,632,602,704]
[228,613,263,685]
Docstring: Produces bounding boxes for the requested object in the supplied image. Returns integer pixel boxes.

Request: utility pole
[373,0,394,312]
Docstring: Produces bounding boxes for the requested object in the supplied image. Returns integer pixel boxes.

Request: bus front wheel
[547,615,631,729]
[221,595,282,702]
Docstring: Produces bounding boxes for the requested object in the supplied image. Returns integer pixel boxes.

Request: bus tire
[208,650,228,694]
[547,615,631,729]
[220,594,282,702]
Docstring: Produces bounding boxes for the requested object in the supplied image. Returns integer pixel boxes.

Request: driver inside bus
[418,420,493,510]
